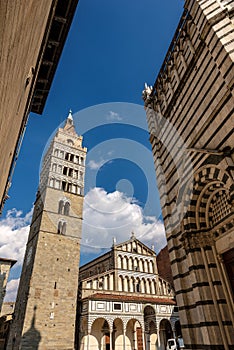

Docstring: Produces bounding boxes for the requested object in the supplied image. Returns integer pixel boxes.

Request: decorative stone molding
[181,230,215,252]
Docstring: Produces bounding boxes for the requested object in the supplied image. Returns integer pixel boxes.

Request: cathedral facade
[78,235,181,350]
[7,112,87,349]
[143,1,234,349]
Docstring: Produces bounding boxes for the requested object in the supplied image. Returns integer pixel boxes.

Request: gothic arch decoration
[181,165,233,233]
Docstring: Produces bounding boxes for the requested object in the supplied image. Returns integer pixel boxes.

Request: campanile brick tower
[7,111,87,349]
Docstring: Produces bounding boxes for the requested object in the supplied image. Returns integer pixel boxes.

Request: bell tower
[7,111,87,350]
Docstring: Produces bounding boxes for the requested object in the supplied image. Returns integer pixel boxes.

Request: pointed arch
[58,200,64,214]
[58,220,66,235]
[57,220,63,234]
[64,201,70,216]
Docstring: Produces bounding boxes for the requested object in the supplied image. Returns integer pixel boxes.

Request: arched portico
[113,318,124,350]
[81,318,111,350]
[126,318,144,350]
[144,305,157,350]
[159,319,173,350]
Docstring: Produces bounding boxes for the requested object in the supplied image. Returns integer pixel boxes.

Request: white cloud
[5,278,19,302]
[0,208,32,301]
[82,188,166,253]
[106,111,122,121]
[87,158,113,171]
[0,191,166,300]
[87,159,106,170]
[0,208,32,266]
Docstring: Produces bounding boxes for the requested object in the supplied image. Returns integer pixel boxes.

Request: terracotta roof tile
[82,293,176,305]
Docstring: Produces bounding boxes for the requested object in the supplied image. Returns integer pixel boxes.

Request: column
[117,255,121,269]
[157,326,161,350]
[104,275,108,290]
[142,328,146,350]
[86,332,90,350]
[124,277,128,292]
[151,280,155,294]
[123,328,126,350]
[144,260,148,273]
[110,330,113,350]
[133,330,136,350]
[109,273,114,290]
[146,280,150,294]
[139,259,143,272]
[141,279,145,294]
[145,332,150,350]
[130,278,134,292]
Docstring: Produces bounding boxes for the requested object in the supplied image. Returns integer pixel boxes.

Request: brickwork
[156,246,174,287]
[7,114,86,350]
[143,1,234,349]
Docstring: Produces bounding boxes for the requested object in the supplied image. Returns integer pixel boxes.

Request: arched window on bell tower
[58,220,66,235]
[62,222,66,235]
[58,221,62,234]
[58,200,64,214]
[64,202,70,216]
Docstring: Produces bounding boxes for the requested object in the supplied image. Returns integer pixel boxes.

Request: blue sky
[0,1,183,300]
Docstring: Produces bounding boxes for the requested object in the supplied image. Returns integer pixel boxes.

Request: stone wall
[144,0,234,349]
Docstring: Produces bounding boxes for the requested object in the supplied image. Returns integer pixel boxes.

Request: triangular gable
[114,237,156,257]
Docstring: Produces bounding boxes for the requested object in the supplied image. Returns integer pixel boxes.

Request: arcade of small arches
[49,177,83,195]
[54,148,85,165]
[83,273,171,297]
[51,162,84,181]
[45,145,86,195]
[117,255,155,273]
[79,307,181,350]
[118,275,170,295]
